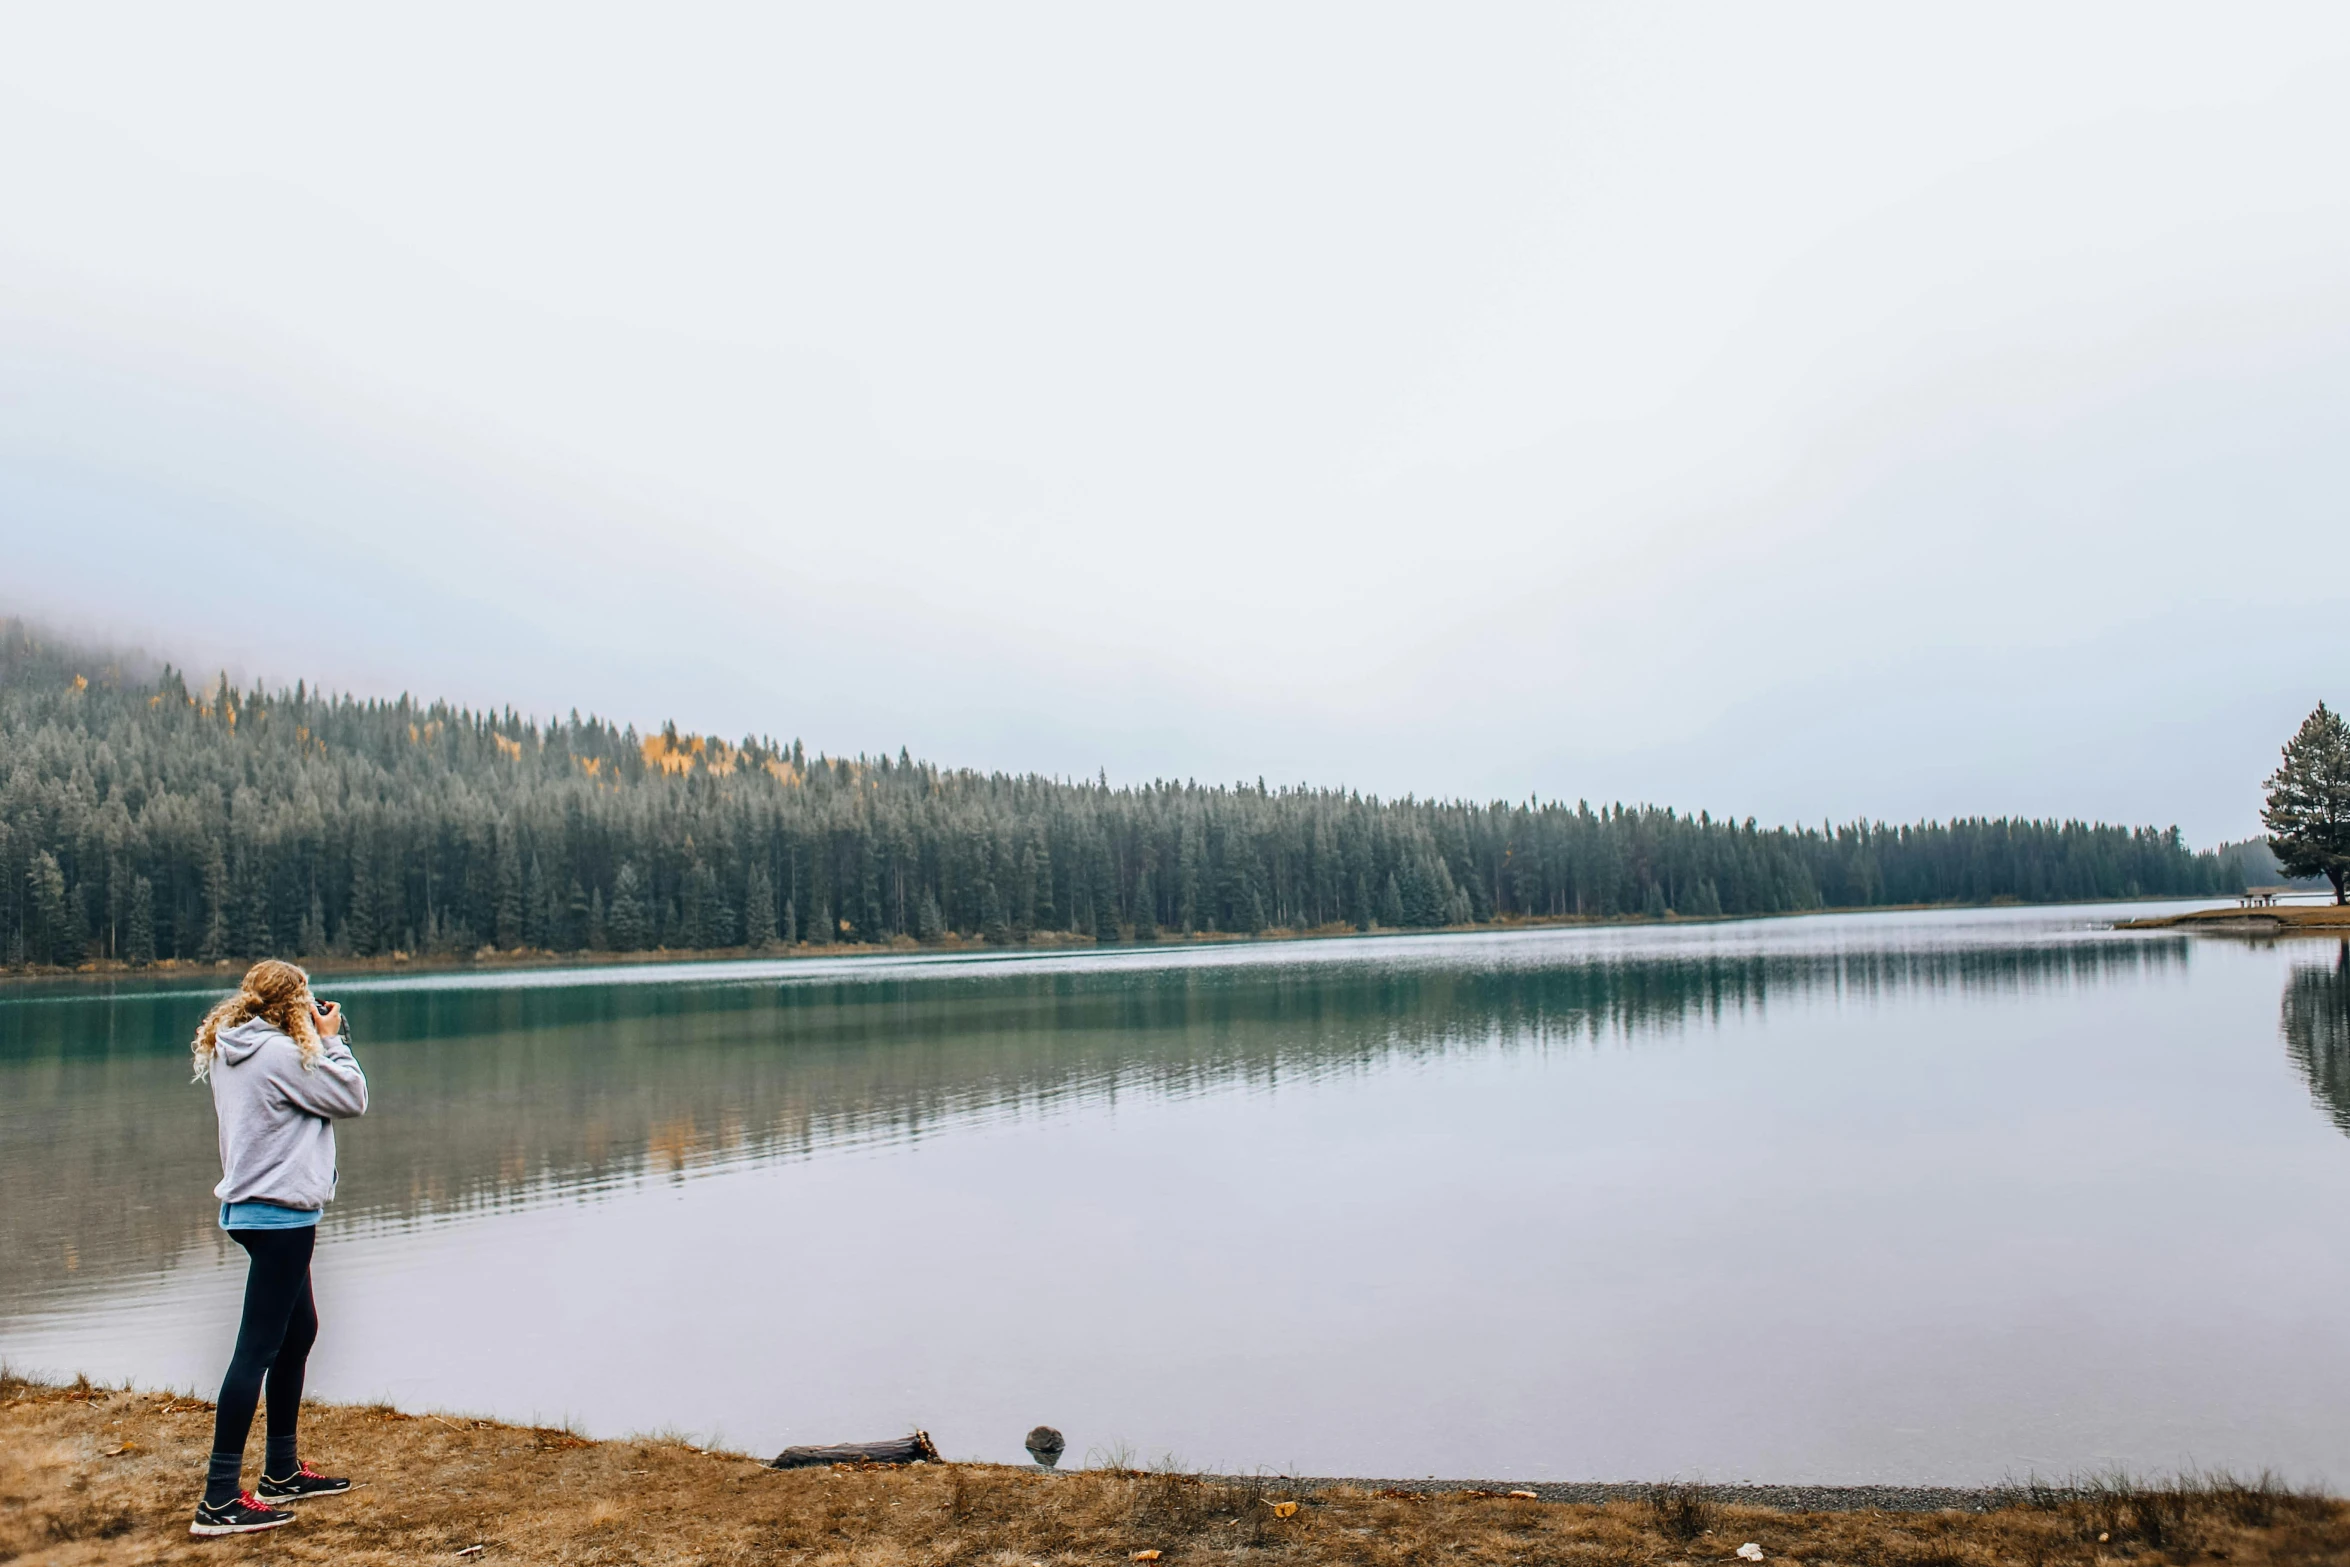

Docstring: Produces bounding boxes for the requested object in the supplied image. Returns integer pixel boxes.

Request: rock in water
[1024,1425,1066,1468]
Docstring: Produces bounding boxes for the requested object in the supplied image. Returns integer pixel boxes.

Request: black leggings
[205,1227,318,1501]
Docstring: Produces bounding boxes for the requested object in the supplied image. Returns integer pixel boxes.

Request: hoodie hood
[216,1016,285,1066]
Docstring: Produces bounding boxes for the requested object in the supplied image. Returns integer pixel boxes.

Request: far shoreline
[0,890,2254,988]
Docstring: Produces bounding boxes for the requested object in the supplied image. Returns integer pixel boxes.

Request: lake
[5,904,2349,1485]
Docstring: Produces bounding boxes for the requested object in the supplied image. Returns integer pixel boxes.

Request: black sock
[264,1434,299,1480]
[204,1451,244,1507]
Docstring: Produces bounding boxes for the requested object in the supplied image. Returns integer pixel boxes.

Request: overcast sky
[4,3,2347,844]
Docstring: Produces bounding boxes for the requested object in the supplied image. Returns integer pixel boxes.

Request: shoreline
[2113,903,2350,934]
[1202,1476,2072,1514]
[4,1375,2340,1565]
[0,891,2241,988]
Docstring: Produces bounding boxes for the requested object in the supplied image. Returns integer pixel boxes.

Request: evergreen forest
[0,623,2241,970]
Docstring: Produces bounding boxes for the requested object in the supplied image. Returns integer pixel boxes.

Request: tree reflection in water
[2282,940,2350,1135]
[0,930,2192,1314]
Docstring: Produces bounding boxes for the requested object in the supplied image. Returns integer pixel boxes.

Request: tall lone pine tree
[2263,702,2350,905]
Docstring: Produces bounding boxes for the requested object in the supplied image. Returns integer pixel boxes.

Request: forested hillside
[0,623,2237,969]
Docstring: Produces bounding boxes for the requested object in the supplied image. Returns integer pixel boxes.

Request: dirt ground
[4,1374,2343,1567]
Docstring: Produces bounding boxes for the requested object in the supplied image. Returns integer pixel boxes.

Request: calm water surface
[6,905,2349,1483]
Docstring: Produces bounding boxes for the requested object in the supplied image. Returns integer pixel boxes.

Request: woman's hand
[313,1000,344,1040]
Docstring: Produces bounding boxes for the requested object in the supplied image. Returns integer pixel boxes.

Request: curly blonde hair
[192,959,324,1081]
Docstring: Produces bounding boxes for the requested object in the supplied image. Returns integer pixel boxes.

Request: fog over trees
[0,624,2236,969]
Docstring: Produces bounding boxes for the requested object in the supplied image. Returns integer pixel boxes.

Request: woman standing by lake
[186,960,368,1537]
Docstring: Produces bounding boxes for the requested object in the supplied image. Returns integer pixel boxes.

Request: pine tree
[301,885,327,954]
[916,889,944,941]
[523,854,549,947]
[1428,857,1461,926]
[125,875,156,966]
[27,851,72,966]
[713,872,739,945]
[1378,873,1404,929]
[1177,829,1202,933]
[609,861,651,951]
[853,832,884,942]
[1132,868,1159,941]
[199,841,232,961]
[1218,845,1255,935]
[1092,857,1121,944]
[745,863,778,947]
[2264,703,2350,904]
[344,847,377,956]
[235,851,272,957]
[683,861,716,948]
[564,878,591,951]
[1032,841,1057,930]
[493,829,524,948]
[1015,845,1039,937]
[102,857,127,961]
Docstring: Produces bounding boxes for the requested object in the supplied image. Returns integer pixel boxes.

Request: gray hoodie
[209,1016,369,1209]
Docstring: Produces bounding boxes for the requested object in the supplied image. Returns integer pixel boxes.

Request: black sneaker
[190,1491,296,1536]
[256,1462,353,1502]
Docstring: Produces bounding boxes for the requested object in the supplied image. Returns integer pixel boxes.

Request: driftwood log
[771,1431,941,1470]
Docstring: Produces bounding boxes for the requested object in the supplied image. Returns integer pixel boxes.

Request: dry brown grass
[3,1369,2343,1566]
